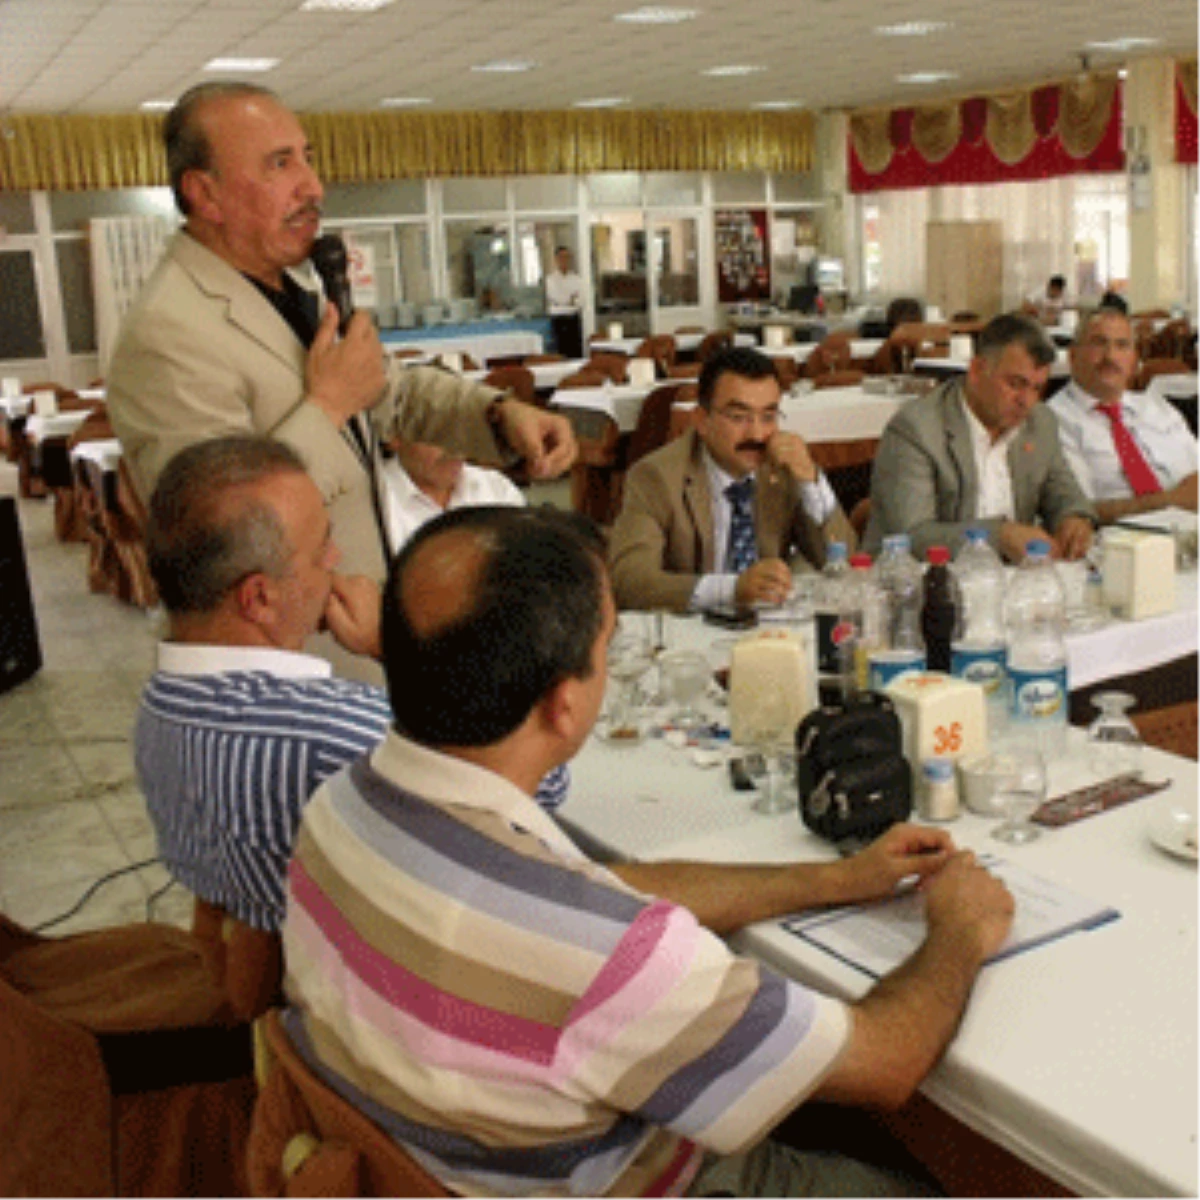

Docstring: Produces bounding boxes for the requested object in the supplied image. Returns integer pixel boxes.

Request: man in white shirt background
[544,245,585,358]
[380,436,525,551]
[1049,307,1198,524]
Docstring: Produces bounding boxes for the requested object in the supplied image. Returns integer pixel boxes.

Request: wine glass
[1086,691,1144,778]
[604,624,653,743]
[989,748,1047,845]
[659,649,711,737]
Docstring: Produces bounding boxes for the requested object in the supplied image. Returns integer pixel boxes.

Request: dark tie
[725,477,757,574]
[1097,402,1160,496]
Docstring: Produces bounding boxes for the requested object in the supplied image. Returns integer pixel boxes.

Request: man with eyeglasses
[864,312,1095,563]
[609,346,854,611]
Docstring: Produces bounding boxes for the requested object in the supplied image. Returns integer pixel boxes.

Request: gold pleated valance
[0,108,813,192]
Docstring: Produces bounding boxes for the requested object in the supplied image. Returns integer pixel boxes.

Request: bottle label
[868,648,926,691]
[1008,666,1068,721]
[951,645,1007,696]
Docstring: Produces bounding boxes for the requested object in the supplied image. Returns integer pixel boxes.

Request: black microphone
[310,233,354,336]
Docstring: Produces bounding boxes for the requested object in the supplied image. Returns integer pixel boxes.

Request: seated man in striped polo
[281,504,1014,1198]
[135,435,566,934]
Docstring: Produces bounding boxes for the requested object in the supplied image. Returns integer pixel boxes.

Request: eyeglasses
[711,405,780,430]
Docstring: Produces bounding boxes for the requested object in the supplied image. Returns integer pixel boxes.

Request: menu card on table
[781,856,1118,980]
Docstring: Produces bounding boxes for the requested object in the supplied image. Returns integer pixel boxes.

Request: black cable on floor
[32,857,162,932]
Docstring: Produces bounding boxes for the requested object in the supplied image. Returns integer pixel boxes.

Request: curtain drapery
[0,109,813,192]
[849,74,1124,193]
[1177,60,1197,165]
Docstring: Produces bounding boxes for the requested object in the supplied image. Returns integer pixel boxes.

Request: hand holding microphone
[305,233,386,425]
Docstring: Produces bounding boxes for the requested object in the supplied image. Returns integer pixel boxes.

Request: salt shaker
[920,757,959,821]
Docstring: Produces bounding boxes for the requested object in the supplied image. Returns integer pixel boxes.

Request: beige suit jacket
[608,429,855,611]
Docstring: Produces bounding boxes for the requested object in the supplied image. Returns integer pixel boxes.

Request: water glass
[1086,691,1144,778]
[605,625,653,742]
[989,748,1047,845]
[659,649,711,734]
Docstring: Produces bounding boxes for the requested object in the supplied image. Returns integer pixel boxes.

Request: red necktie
[1097,402,1160,496]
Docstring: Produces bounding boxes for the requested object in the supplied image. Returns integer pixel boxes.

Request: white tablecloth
[590,333,755,356]
[24,410,92,442]
[69,437,123,472]
[779,385,900,443]
[0,395,31,419]
[765,339,884,364]
[463,358,588,391]
[557,692,1197,1197]
[1145,372,1198,404]
[549,383,657,432]
[383,331,543,362]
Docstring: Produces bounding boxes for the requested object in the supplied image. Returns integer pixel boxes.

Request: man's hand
[1165,472,1199,512]
[923,850,1015,965]
[734,558,792,606]
[305,303,387,428]
[765,430,818,484]
[835,823,955,905]
[997,520,1051,563]
[1053,515,1094,561]
[323,573,383,660]
[493,398,577,478]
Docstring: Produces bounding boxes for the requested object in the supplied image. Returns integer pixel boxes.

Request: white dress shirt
[961,396,1019,521]
[380,459,525,552]
[545,269,583,313]
[1048,380,1198,500]
[690,448,839,610]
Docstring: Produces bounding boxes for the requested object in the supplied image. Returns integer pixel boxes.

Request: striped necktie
[1097,402,1160,496]
[725,477,757,573]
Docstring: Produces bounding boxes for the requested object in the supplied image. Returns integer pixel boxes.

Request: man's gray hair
[976,312,1056,368]
[147,435,307,614]
[1072,305,1132,345]
[164,81,279,216]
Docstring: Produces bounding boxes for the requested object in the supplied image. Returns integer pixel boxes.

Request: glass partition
[445,219,513,312]
[591,212,648,337]
[653,216,700,308]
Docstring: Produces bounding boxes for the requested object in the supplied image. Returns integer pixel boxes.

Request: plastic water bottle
[1004,539,1069,756]
[870,535,926,690]
[815,541,849,675]
[921,546,960,673]
[952,528,1008,728]
[837,553,884,697]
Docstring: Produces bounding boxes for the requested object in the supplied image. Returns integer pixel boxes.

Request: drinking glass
[659,649,711,736]
[604,625,653,742]
[1086,691,1143,778]
[746,729,797,816]
[989,748,1047,845]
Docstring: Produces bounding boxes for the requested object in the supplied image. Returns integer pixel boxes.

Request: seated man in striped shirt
[281,504,1014,1198]
[135,435,566,934]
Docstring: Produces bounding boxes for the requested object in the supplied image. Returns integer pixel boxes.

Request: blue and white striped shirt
[136,643,568,931]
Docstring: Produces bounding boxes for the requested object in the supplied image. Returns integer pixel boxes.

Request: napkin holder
[884,672,987,774]
[33,389,58,417]
[606,321,624,340]
[627,357,657,387]
[1102,530,1175,620]
[763,325,789,349]
[1,377,20,399]
[949,334,973,359]
[729,629,817,745]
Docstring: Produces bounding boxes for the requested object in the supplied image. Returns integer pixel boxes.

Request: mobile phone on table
[703,604,757,630]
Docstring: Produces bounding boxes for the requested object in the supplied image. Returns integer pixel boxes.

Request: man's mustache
[288,203,323,221]
[736,440,769,454]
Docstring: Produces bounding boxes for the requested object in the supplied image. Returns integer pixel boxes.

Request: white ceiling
[2,0,1196,117]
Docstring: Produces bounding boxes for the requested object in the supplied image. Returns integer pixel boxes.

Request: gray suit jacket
[863,378,1096,558]
[608,429,855,611]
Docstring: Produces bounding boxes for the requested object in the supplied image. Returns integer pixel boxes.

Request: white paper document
[782,856,1119,980]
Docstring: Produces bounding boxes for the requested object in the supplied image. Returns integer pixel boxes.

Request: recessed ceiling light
[140,99,175,111]
[875,20,951,36]
[1085,37,1161,52]
[895,70,959,85]
[380,96,432,107]
[614,6,698,23]
[702,65,765,78]
[204,57,279,72]
[753,100,804,110]
[573,97,631,108]
[300,0,394,9]
[471,60,537,73]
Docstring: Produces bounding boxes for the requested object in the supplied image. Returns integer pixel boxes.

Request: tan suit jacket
[608,429,855,611]
[107,232,510,680]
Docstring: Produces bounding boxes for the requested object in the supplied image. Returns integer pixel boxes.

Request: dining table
[555,609,1198,1198]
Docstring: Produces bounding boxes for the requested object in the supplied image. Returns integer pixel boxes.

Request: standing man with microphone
[107,81,575,681]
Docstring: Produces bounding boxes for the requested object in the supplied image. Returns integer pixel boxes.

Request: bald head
[382,506,608,748]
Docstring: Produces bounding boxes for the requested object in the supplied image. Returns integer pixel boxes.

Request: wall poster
[715,209,770,302]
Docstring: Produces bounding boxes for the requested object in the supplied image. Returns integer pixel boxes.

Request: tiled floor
[0,464,193,935]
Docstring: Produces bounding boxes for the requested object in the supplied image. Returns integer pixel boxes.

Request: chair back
[1135,357,1192,390]
[626,383,685,468]
[482,364,537,406]
[248,1009,453,1197]
[193,898,284,1022]
[633,334,677,374]
[556,368,609,390]
[812,369,866,390]
[804,332,854,377]
[586,352,628,383]
[696,330,733,363]
[522,352,566,365]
